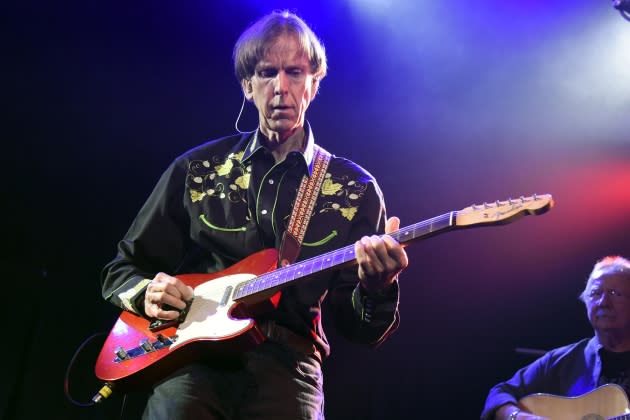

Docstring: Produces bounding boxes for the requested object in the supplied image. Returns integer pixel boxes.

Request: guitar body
[519,384,630,420]
[95,248,279,390]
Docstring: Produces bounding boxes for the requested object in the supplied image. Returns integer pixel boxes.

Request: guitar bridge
[113,333,178,363]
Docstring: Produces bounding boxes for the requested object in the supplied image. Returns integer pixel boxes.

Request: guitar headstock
[455,194,554,227]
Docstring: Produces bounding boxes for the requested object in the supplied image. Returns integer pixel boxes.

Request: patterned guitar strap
[278,145,332,267]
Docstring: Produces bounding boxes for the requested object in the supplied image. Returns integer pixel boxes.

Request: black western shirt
[101,125,400,357]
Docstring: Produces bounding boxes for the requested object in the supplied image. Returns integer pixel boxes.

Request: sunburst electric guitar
[95,194,553,390]
[518,383,630,419]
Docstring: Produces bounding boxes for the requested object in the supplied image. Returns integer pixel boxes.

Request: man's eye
[257,69,276,78]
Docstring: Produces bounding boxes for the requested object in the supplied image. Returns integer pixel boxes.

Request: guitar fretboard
[232,211,456,300]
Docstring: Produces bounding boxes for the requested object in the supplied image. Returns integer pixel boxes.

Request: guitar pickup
[148,299,193,332]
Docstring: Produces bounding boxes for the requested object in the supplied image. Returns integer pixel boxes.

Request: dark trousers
[142,341,324,420]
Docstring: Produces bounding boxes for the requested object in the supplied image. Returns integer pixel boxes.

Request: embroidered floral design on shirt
[235,173,250,189]
[215,159,234,176]
[190,189,206,203]
[321,178,343,196]
[318,174,366,221]
[187,151,250,204]
[340,207,358,220]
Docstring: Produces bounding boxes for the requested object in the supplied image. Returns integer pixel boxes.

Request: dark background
[4,1,630,419]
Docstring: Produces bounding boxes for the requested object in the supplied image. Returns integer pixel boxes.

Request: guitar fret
[251,277,264,294]
[294,261,313,277]
[283,265,298,283]
[344,247,355,263]
[313,254,325,273]
[320,253,335,270]
[332,248,348,267]
[268,272,280,288]
[256,275,268,290]
[243,282,254,295]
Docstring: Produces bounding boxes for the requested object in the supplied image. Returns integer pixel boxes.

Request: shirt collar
[241,121,317,176]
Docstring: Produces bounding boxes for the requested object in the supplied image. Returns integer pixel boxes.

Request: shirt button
[268,179,274,185]
[261,210,268,215]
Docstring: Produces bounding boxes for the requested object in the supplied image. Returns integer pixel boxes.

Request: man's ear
[241,79,254,101]
[309,78,320,101]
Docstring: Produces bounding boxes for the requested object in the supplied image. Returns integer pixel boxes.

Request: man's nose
[273,71,289,94]
[597,291,613,305]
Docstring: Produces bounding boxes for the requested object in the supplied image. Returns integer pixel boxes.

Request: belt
[258,321,321,363]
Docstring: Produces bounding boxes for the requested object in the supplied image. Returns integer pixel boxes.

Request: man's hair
[579,255,630,302]
[233,10,327,83]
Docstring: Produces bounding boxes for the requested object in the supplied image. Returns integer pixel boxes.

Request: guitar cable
[64,331,127,417]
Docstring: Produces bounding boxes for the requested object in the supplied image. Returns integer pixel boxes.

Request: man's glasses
[587,288,628,302]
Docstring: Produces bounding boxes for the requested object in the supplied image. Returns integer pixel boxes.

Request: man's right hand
[144,272,194,319]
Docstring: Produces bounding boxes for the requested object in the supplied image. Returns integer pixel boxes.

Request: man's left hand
[355,216,408,295]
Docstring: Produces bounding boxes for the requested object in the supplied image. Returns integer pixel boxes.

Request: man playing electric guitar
[100,10,408,420]
[481,256,630,420]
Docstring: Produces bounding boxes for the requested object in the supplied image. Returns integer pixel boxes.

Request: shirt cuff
[112,277,151,315]
[351,281,399,324]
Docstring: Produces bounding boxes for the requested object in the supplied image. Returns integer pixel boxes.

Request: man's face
[585,272,630,334]
[243,33,318,141]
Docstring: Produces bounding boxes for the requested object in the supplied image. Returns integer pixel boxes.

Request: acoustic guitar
[518,383,630,419]
[95,194,553,391]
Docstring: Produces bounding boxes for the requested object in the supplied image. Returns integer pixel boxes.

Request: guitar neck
[232,211,456,300]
